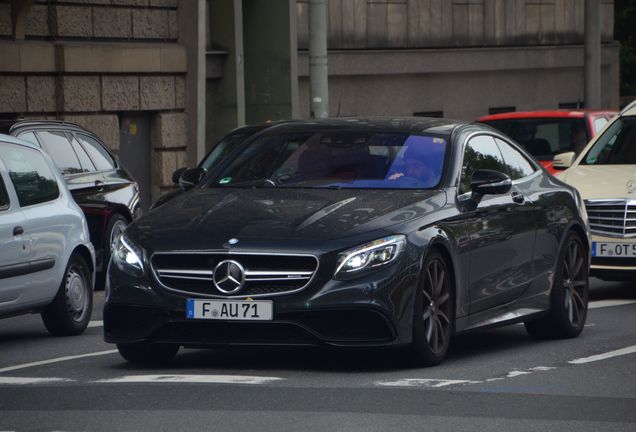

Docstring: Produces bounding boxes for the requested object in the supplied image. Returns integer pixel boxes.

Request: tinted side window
[76,134,115,171]
[0,174,9,210]
[69,135,96,172]
[0,146,60,207]
[36,131,84,175]
[495,138,536,180]
[460,135,506,194]
[17,131,40,147]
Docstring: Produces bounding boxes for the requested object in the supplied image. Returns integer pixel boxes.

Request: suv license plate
[186,299,273,321]
[592,242,636,258]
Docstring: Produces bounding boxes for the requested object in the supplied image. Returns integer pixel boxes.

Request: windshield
[209,130,447,189]
[199,126,267,172]
[482,118,589,159]
[583,117,636,165]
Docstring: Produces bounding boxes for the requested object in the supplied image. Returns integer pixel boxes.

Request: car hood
[128,187,447,252]
[560,165,636,200]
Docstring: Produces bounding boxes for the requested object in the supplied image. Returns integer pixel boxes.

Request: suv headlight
[112,233,145,277]
[334,235,405,279]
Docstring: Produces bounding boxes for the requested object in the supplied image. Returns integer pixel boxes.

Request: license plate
[592,242,636,258]
[186,299,273,321]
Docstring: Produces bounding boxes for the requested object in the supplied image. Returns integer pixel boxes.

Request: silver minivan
[0,134,95,335]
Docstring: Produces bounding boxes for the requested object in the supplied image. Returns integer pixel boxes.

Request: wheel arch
[421,234,459,333]
[72,244,95,282]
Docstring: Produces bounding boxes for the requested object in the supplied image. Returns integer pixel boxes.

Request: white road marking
[87,320,103,328]
[588,299,636,309]
[0,377,74,385]
[0,349,118,374]
[568,345,636,364]
[375,378,482,388]
[527,366,556,372]
[506,370,531,378]
[94,374,284,385]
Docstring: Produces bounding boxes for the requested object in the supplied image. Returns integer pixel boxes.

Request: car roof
[620,100,636,116]
[477,110,616,122]
[0,132,42,149]
[1,119,93,136]
[256,117,464,136]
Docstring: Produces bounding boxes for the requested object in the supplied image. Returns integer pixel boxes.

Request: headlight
[112,233,145,277]
[334,235,405,278]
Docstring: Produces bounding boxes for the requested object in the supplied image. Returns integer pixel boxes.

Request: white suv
[0,134,95,335]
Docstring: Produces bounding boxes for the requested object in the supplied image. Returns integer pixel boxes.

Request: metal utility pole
[584,0,601,108]
[308,0,329,118]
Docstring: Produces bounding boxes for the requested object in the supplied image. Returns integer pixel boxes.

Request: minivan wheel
[96,214,128,290]
[41,253,93,336]
[409,249,454,366]
[117,343,180,365]
[525,232,589,339]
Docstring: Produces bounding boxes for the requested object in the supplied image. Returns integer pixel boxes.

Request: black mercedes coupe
[104,117,591,366]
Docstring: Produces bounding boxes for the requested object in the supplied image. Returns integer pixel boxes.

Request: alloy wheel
[563,238,587,328]
[422,257,452,355]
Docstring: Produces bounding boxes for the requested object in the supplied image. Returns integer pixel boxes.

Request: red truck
[478,110,617,175]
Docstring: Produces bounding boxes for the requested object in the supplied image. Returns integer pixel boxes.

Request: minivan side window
[36,131,85,175]
[76,134,115,171]
[0,174,9,210]
[17,131,40,147]
[0,146,59,207]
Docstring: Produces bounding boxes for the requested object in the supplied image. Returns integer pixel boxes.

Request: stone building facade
[0,0,621,204]
[0,0,189,204]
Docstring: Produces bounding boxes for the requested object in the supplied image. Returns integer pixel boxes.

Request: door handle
[95,181,105,191]
[511,192,525,204]
[13,226,24,236]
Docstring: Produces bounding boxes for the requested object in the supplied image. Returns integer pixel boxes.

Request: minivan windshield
[208,131,447,189]
[583,117,636,165]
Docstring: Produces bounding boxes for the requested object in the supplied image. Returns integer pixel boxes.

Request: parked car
[0,134,94,335]
[151,122,283,210]
[0,120,140,288]
[104,117,590,366]
[553,101,636,281]
[478,110,617,175]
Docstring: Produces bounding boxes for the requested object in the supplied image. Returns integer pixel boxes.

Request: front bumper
[104,256,419,348]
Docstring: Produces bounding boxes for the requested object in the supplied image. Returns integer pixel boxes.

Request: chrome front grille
[585,199,636,238]
[151,252,319,298]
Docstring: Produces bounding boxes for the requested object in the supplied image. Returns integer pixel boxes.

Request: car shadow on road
[589,278,636,301]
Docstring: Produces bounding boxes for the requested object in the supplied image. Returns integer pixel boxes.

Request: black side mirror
[471,169,512,197]
[179,167,205,190]
[172,167,187,185]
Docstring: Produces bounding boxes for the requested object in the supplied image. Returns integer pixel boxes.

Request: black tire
[41,253,93,336]
[409,249,454,366]
[117,343,180,365]
[96,213,128,290]
[525,231,589,339]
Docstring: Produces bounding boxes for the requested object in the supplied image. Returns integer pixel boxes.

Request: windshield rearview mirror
[179,167,205,190]
[552,152,576,170]
[172,167,187,185]
[471,169,512,196]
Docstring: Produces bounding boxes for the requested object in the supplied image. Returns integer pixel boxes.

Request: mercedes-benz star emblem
[213,260,246,294]
[627,180,636,194]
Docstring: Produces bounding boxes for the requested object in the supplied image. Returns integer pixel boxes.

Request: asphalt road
[1,278,635,432]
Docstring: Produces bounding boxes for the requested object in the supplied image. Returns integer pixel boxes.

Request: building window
[559,102,583,109]
[413,111,444,118]
[488,106,516,115]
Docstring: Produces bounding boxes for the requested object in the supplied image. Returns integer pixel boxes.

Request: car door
[0,158,30,307]
[0,144,63,309]
[459,134,537,315]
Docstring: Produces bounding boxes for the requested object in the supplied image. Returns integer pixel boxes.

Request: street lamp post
[308,0,329,118]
